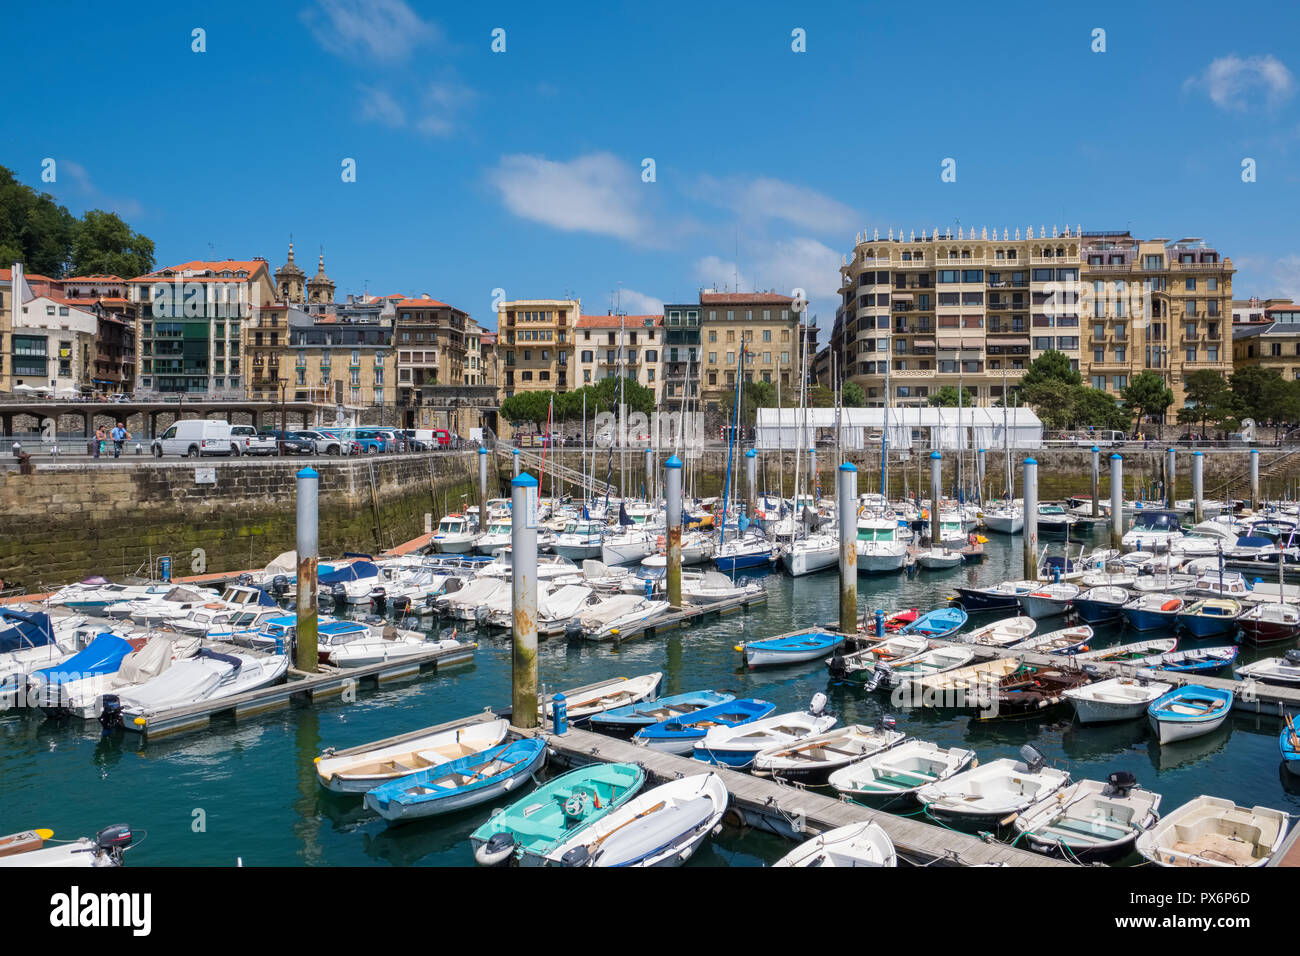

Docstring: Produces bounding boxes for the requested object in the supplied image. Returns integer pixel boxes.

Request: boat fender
[560,845,592,867]
[1160,599,1180,612]
[475,832,516,866]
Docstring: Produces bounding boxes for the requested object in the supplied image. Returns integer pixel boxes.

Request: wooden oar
[589,800,667,849]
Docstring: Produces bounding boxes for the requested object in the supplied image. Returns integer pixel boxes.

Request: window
[1113,375,1128,390]
[763,329,772,342]
[1143,255,1163,269]
[1032,336,1054,350]
[708,352,717,364]
[1092,375,1106,390]
[727,351,735,365]
[962,270,983,283]
[1032,269,1055,282]
[581,350,593,362]
[1186,347,1197,362]
[1093,323,1106,339]
[1207,346,1219,362]
[1207,278,1218,291]
[1056,337,1079,350]
[1115,347,1126,363]
[1093,348,1104,363]
[708,331,717,343]
[1185,278,1196,291]
[937,270,960,283]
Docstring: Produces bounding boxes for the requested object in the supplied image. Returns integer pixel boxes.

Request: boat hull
[1072,599,1125,624]
[954,588,1021,612]
[1237,619,1300,645]
[1123,608,1179,631]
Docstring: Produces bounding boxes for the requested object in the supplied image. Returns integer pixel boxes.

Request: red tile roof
[127,260,270,283]
[577,314,660,328]
[394,297,452,309]
[699,292,794,305]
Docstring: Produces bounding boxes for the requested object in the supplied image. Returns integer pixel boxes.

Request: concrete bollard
[295,466,319,673]
[929,451,941,546]
[838,462,858,633]
[665,455,683,608]
[1091,446,1100,519]
[511,471,539,728]
[1193,450,1204,524]
[1110,454,1124,551]
[1165,447,1176,510]
[1023,457,1038,581]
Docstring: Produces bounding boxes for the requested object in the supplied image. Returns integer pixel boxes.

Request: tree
[1071,387,1131,432]
[1177,370,1236,435]
[1229,366,1300,437]
[841,381,866,407]
[1020,350,1082,390]
[500,390,551,428]
[718,380,777,427]
[807,385,837,408]
[1121,371,1174,435]
[0,165,77,276]
[927,385,975,408]
[1024,380,1075,430]
[70,209,155,277]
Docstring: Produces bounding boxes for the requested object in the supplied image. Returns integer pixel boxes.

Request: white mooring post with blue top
[665,455,683,608]
[809,447,818,500]
[1023,457,1038,581]
[838,461,858,633]
[745,448,757,525]
[1165,447,1176,510]
[1251,448,1260,511]
[929,451,941,545]
[296,465,319,672]
[1110,454,1124,551]
[478,446,489,529]
[1091,446,1100,518]
[976,448,986,505]
[1193,450,1204,524]
[644,447,653,502]
[512,447,520,477]
[511,471,539,729]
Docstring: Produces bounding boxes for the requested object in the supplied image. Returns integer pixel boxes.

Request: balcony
[939,257,988,266]
[1169,261,1224,271]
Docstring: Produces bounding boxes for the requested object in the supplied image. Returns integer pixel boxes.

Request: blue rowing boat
[589,690,736,738]
[1148,685,1232,744]
[364,737,547,825]
[632,698,776,755]
[741,631,845,669]
[1280,724,1300,777]
[1141,645,1238,675]
[900,606,968,639]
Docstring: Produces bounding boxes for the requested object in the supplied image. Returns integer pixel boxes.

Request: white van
[151,419,237,458]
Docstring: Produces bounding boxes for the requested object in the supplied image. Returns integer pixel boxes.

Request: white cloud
[617,289,665,315]
[694,255,750,294]
[695,175,857,234]
[1273,256,1300,298]
[357,86,405,127]
[416,80,476,136]
[1185,54,1295,111]
[488,152,652,243]
[695,238,840,305]
[302,0,438,63]
[58,160,143,219]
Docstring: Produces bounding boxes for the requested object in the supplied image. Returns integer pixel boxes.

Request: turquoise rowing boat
[469,762,646,866]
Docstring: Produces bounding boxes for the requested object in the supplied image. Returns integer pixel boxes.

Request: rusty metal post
[838,461,857,633]
[511,471,539,728]
[665,455,683,608]
[929,451,941,546]
[1166,447,1176,510]
[295,466,319,672]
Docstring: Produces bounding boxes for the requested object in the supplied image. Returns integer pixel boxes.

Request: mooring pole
[512,446,520,477]
[1193,450,1204,524]
[1250,448,1260,512]
[478,445,489,528]
[644,446,653,502]
[929,451,941,546]
[976,448,986,507]
[1091,446,1100,519]
[745,448,757,524]
[809,447,818,501]
[1165,447,1176,510]
[838,461,858,633]
[1023,456,1039,581]
[665,455,683,608]
[295,466,319,673]
[1110,454,1124,551]
[511,471,539,728]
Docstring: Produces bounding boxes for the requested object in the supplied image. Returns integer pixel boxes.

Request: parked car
[229,425,276,456]
[430,428,458,448]
[297,429,350,455]
[331,427,388,454]
[259,429,316,455]
[152,420,237,458]
[398,429,429,451]
[374,429,407,452]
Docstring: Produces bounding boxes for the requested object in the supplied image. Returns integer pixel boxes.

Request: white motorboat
[828,739,976,807]
[329,633,464,669]
[870,645,976,688]
[962,616,1036,648]
[314,718,510,793]
[551,521,606,561]
[1036,504,1077,536]
[48,579,172,613]
[1169,520,1243,558]
[112,649,289,732]
[780,532,839,576]
[473,517,513,555]
[601,528,656,567]
[551,773,729,868]
[983,505,1024,534]
[693,694,836,768]
[103,585,219,625]
[856,539,909,573]
[914,546,963,570]
[1236,652,1300,687]
[1122,511,1185,553]
[1064,674,1173,724]
[917,745,1070,830]
[531,584,596,636]
[36,634,202,720]
[437,577,510,621]
[1185,570,1253,599]
[569,594,670,641]
[751,721,904,784]
[431,514,477,554]
[1016,582,1079,618]
[678,570,764,606]
[772,822,897,867]
[1136,796,1289,867]
[1014,773,1162,863]
[579,559,634,592]
[0,825,134,868]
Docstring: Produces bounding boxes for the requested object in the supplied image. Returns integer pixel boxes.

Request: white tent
[754,406,1042,451]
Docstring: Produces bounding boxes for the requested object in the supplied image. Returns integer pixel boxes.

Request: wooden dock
[130,640,477,742]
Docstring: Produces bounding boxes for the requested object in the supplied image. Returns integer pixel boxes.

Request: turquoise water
[2,528,1296,866]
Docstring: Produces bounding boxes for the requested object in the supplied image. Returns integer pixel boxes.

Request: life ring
[656,535,665,548]
[203,603,225,610]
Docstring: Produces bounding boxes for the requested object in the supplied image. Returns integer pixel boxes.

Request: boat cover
[0,609,56,652]
[319,561,378,584]
[33,633,133,684]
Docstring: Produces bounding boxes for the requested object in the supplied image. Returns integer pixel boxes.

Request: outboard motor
[390,595,411,617]
[564,618,584,640]
[560,845,593,867]
[475,831,517,867]
[94,824,135,863]
[369,586,387,614]
[1106,770,1137,797]
[863,662,892,693]
[270,574,290,598]
[236,573,254,587]
[98,694,124,735]
[1018,744,1046,773]
[878,714,897,731]
[474,605,491,626]
[828,648,848,683]
[808,691,828,716]
[1285,649,1300,667]
[364,614,383,627]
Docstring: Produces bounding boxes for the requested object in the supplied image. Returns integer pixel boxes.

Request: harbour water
[2,526,1296,866]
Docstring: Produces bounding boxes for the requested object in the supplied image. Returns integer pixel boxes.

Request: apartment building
[287,307,395,408]
[7,275,98,395]
[698,291,802,409]
[393,295,468,420]
[126,258,276,396]
[1233,301,1300,382]
[1233,297,1293,324]
[1081,234,1233,416]
[574,314,663,400]
[661,302,701,403]
[498,298,578,398]
[832,228,1079,406]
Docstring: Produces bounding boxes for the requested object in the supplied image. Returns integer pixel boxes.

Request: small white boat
[772,822,897,867]
[1014,773,1162,863]
[1136,796,1289,867]
[914,547,964,570]
[541,673,663,722]
[314,718,510,793]
[1130,571,1196,594]
[570,594,670,641]
[1016,582,1079,618]
[828,739,975,807]
[781,532,840,576]
[917,746,1070,830]
[961,616,1037,648]
[551,773,729,867]
[751,721,905,784]
[1237,652,1300,687]
[601,528,656,567]
[693,694,836,768]
[0,825,135,868]
[438,577,510,621]
[1147,685,1232,744]
[1009,624,1093,655]
[856,539,910,574]
[431,514,477,554]
[111,649,289,732]
[1064,674,1173,724]
[329,633,465,668]
[983,506,1024,535]
[872,645,976,688]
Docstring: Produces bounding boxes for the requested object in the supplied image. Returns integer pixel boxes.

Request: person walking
[110,422,129,458]
[94,425,106,459]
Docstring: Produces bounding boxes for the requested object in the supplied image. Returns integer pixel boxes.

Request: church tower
[307,251,335,306]
[274,240,305,304]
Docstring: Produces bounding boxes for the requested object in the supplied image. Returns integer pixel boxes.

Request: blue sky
[6,1,1300,338]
